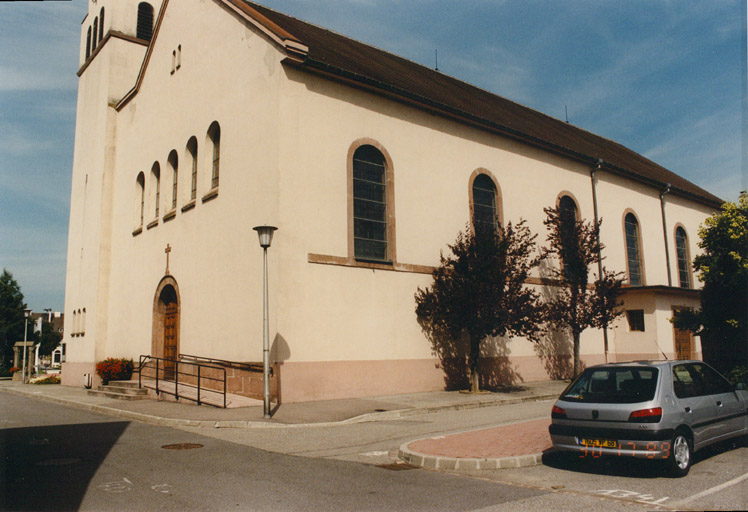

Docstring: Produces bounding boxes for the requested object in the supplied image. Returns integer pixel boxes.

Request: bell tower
[62,0,164,383]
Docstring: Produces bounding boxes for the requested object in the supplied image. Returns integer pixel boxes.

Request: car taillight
[551,405,567,419]
[628,407,662,423]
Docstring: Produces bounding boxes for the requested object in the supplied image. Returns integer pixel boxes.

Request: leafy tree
[415,221,543,392]
[0,269,29,367]
[37,320,63,357]
[673,194,748,372]
[540,205,624,377]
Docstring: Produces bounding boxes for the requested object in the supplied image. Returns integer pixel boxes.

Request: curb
[0,385,558,430]
[398,441,545,471]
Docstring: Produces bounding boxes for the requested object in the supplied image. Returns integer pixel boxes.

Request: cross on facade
[165,244,172,274]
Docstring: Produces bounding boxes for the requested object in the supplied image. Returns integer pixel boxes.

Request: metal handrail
[138,355,227,408]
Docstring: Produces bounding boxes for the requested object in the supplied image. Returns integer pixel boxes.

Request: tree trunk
[573,330,581,377]
[469,336,481,393]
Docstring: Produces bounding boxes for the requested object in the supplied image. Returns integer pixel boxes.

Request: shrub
[31,374,61,385]
[95,358,134,385]
[9,366,21,375]
[726,365,748,388]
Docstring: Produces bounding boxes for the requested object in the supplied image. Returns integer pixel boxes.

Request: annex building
[61,0,722,402]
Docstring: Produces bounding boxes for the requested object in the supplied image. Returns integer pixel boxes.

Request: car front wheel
[667,432,692,477]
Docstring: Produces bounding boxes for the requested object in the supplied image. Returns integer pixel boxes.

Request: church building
[61,0,722,402]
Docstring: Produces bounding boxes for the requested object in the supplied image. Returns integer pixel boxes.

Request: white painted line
[671,471,748,508]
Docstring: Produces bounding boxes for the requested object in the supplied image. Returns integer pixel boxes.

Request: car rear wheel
[667,432,692,477]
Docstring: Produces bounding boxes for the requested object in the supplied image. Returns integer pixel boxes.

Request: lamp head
[24,308,32,319]
[253,225,278,248]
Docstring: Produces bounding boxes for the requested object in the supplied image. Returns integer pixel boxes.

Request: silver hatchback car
[549,360,748,476]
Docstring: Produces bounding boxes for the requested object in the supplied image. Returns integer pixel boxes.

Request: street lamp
[23,308,32,384]
[253,225,277,418]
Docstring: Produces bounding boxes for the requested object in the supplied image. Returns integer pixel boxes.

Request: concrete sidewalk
[0,379,565,470]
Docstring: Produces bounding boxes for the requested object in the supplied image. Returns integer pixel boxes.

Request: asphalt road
[2,392,747,511]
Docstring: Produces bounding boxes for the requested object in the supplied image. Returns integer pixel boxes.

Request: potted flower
[95,358,134,385]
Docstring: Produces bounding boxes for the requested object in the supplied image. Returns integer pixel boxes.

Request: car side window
[672,364,698,398]
[691,363,733,395]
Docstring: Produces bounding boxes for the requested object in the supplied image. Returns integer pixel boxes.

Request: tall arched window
[136,172,145,226]
[624,212,643,286]
[675,226,691,288]
[208,122,220,189]
[99,8,105,42]
[558,195,580,280]
[168,150,178,210]
[92,18,98,51]
[187,137,198,201]
[472,173,499,234]
[352,145,388,261]
[151,162,161,218]
[86,27,92,59]
[137,3,154,42]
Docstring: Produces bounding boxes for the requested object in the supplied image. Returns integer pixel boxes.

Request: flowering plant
[95,358,134,385]
[9,367,21,374]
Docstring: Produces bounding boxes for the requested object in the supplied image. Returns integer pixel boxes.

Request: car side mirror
[736,383,745,391]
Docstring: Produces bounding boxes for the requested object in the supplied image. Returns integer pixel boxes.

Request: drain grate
[161,443,204,450]
[377,463,418,471]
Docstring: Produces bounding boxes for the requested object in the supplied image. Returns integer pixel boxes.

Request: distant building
[62,0,720,401]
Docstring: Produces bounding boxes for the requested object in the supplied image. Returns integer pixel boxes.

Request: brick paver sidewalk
[407,418,552,459]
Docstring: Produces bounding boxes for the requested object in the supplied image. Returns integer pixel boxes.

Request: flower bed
[95,358,134,385]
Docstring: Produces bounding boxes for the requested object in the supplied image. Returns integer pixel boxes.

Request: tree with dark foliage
[0,269,29,367]
[415,221,543,392]
[540,205,624,377]
[673,194,748,372]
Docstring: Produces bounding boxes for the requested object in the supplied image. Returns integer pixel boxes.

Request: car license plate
[579,438,617,448]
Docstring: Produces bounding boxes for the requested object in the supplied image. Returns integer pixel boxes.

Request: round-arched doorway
[153,276,180,380]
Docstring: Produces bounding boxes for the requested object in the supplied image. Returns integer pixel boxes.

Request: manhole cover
[36,458,81,466]
[377,463,418,471]
[161,443,204,450]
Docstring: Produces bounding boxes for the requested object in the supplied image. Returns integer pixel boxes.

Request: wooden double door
[163,302,178,380]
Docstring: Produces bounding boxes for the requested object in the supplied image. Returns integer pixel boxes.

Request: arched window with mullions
[207,122,220,189]
[624,212,643,286]
[675,226,691,288]
[471,173,499,234]
[352,144,390,262]
[557,194,581,280]
[137,3,154,42]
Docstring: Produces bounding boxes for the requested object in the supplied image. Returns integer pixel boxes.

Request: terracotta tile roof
[240,1,722,207]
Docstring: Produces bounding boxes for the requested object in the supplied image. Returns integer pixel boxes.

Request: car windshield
[560,366,659,404]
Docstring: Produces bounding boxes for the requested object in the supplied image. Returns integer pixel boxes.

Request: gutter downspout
[660,183,673,287]
[590,159,609,362]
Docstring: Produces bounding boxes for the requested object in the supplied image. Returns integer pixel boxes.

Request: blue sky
[0,0,745,312]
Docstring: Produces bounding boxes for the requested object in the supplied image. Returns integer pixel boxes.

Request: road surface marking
[670,471,748,508]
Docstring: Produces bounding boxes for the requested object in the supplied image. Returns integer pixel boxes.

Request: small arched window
[86,27,92,59]
[352,145,388,261]
[208,122,221,189]
[99,8,105,42]
[72,310,78,335]
[675,227,691,288]
[136,172,146,226]
[472,174,499,234]
[624,212,643,286]
[151,162,161,218]
[187,137,198,201]
[92,19,98,52]
[137,3,154,42]
[168,150,178,210]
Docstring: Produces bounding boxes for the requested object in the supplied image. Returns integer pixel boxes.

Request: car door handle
[685,407,691,413]
[716,401,723,407]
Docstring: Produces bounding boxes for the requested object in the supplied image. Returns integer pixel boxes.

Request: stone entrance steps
[87,380,150,401]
